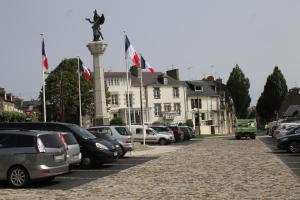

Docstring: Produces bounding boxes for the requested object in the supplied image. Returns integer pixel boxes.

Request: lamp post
[197,93,201,136]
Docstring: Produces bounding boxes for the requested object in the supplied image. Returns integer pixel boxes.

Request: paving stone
[0,136,299,199]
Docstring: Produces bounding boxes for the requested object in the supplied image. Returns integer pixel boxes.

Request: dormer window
[195,86,202,92]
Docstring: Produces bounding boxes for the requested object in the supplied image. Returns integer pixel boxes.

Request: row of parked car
[267,119,300,153]
[0,122,195,188]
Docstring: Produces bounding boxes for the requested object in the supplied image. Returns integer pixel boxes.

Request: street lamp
[197,92,201,136]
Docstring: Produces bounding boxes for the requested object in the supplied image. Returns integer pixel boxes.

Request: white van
[130,126,175,145]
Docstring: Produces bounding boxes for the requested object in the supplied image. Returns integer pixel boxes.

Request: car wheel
[118,146,125,158]
[288,141,300,153]
[250,136,256,140]
[8,166,30,188]
[80,155,95,169]
[159,138,167,145]
[235,136,241,140]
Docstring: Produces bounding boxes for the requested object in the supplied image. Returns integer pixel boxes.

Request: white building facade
[105,71,187,125]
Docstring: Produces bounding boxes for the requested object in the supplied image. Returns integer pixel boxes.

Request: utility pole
[197,93,201,136]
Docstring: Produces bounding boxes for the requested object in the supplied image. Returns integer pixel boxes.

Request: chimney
[166,69,179,80]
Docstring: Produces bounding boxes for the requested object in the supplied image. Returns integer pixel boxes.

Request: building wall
[145,85,187,124]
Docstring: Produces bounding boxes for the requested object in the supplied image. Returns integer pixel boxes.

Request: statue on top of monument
[86,10,105,41]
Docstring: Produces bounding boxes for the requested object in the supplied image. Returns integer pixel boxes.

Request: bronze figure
[86,10,105,41]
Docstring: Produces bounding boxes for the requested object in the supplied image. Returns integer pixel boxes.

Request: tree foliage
[0,111,26,122]
[256,66,287,122]
[38,58,113,125]
[110,117,124,125]
[226,64,251,118]
[39,58,94,124]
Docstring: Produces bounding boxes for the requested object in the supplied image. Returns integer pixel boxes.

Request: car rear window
[39,134,64,148]
[62,133,78,145]
[151,127,168,132]
[115,127,131,135]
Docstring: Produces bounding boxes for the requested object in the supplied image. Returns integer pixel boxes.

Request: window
[153,88,161,99]
[174,103,181,114]
[191,99,202,109]
[136,128,143,135]
[195,86,202,91]
[0,134,17,148]
[39,134,65,148]
[173,87,179,98]
[154,103,162,116]
[115,127,132,136]
[111,94,118,105]
[164,103,171,112]
[201,113,206,120]
[125,94,133,107]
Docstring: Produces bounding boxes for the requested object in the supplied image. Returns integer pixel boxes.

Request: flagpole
[40,33,46,122]
[139,55,146,145]
[124,31,131,131]
[78,56,82,127]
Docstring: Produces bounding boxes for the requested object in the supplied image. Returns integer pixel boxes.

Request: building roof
[184,80,219,97]
[104,72,186,87]
[283,105,300,117]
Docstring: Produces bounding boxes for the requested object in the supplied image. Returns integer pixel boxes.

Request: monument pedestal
[87,41,110,126]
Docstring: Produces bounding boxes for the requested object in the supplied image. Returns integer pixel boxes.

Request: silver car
[88,126,134,157]
[59,132,81,165]
[0,129,69,188]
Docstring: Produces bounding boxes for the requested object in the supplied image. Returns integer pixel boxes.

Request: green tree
[256,66,287,122]
[226,64,251,118]
[38,58,94,124]
[110,117,124,125]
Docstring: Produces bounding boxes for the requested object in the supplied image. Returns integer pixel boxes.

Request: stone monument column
[87,41,109,125]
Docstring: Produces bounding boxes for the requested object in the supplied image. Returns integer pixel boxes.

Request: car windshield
[69,125,96,140]
[115,127,132,135]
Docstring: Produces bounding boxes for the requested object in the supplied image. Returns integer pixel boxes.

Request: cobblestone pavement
[1,136,300,200]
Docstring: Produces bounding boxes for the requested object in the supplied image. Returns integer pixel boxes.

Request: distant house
[0,87,23,113]
[184,76,235,135]
[104,69,187,125]
[279,87,300,118]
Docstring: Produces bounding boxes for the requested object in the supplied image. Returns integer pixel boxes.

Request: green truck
[235,119,257,139]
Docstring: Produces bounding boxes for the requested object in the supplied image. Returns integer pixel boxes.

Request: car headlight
[96,143,109,150]
[279,137,289,142]
[115,144,120,148]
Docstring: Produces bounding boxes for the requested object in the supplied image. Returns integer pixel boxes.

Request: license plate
[114,152,118,156]
[54,154,65,161]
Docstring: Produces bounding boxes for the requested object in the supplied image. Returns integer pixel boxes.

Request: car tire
[159,138,167,145]
[8,166,30,188]
[288,141,300,153]
[250,136,256,140]
[118,146,125,158]
[80,154,95,169]
[235,135,241,140]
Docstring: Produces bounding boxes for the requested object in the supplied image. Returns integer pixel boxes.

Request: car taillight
[37,138,46,153]
[126,137,132,143]
[59,133,68,149]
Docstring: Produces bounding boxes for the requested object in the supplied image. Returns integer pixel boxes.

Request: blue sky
[1,0,300,106]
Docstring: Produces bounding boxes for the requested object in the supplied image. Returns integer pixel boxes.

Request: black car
[0,122,118,168]
[277,126,300,153]
[88,129,124,158]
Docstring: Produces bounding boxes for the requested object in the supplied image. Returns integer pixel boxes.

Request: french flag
[42,39,49,70]
[141,56,155,74]
[79,58,91,81]
[125,35,140,68]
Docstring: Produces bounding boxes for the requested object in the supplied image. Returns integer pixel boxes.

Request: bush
[0,111,26,122]
[186,119,194,127]
[110,117,125,125]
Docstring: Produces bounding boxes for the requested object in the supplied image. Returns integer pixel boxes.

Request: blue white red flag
[42,39,49,70]
[79,58,91,80]
[125,35,140,68]
[141,56,155,74]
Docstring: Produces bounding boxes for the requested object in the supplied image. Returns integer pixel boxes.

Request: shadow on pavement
[0,156,158,190]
